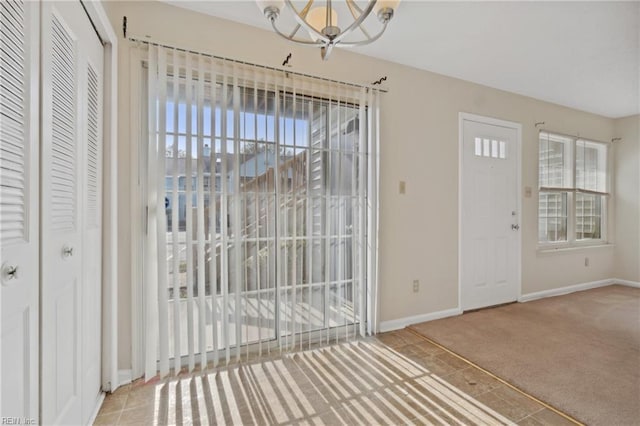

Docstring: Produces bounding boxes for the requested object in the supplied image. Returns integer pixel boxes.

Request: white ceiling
[165,1,639,118]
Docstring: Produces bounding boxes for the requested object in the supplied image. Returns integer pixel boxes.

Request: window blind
[139,41,380,379]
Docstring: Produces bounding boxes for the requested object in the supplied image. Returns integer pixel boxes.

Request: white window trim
[537,131,611,250]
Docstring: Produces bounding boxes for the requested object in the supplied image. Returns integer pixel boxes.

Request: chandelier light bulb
[373,0,401,22]
[307,7,339,40]
[257,0,285,19]
[257,0,400,60]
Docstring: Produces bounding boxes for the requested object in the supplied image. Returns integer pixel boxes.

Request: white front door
[0,0,40,421]
[41,1,104,424]
[460,115,521,310]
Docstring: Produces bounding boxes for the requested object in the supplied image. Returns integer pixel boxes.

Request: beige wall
[614,115,640,282]
[104,1,620,370]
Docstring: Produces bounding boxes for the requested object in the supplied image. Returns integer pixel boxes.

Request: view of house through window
[538,131,608,245]
[158,82,366,359]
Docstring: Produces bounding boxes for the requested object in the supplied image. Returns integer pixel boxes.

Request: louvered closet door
[81,15,104,426]
[0,0,39,421]
[40,1,104,424]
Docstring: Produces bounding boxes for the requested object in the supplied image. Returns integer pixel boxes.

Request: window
[474,137,507,159]
[159,86,367,357]
[139,44,381,379]
[538,132,608,246]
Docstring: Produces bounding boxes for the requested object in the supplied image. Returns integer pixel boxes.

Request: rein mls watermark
[1,418,36,425]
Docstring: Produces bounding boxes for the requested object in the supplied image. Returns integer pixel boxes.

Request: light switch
[399,181,406,194]
[524,186,532,198]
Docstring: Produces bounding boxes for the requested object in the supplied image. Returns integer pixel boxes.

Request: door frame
[458,112,522,311]
[79,1,119,393]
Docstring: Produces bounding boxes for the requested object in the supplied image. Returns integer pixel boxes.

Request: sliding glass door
[156,77,366,364]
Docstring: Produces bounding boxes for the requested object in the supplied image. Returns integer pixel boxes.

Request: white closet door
[41,1,104,424]
[81,21,104,426]
[0,0,39,421]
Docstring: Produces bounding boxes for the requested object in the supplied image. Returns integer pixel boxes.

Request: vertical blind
[140,42,380,380]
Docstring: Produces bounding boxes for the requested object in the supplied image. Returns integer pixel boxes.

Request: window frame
[537,131,610,249]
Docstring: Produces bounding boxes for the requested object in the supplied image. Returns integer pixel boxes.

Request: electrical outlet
[413,279,419,292]
[399,181,406,194]
[585,257,589,267]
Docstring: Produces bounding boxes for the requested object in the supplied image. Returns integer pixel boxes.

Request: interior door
[0,0,39,421]
[41,1,104,424]
[81,20,104,425]
[461,116,520,310]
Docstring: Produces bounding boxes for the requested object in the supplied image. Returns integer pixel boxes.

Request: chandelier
[256,0,401,60]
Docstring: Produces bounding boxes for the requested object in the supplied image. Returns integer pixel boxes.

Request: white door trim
[458,112,522,311]
[81,1,119,393]
[129,47,145,381]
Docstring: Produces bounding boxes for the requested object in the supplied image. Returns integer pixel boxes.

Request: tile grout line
[516,406,547,424]
[475,385,548,424]
[115,393,127,426]
[405,327,584,426]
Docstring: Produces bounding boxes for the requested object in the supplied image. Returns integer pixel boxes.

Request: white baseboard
[87,392,105,425]
[379,308,463,333]
[519,278,615,302]
[613,278,640,288]
[118,369,133,387]
[375,278,637,333]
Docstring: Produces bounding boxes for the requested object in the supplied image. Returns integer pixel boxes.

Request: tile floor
[94,329,577,425]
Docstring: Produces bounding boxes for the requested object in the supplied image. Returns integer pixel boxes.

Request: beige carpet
[410,284,640,426]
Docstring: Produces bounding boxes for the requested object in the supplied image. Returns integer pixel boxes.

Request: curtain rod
[537,128,612,145]
[128,36,388,93]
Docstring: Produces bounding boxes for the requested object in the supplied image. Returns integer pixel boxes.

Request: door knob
[511,224,520,230]
[62,245,74,258]
[1,263,18,285]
